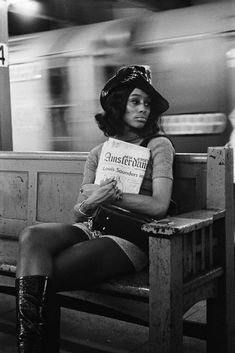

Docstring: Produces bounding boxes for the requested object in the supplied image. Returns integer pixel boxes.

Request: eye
[129,98,140,105]
[144,101,151,107]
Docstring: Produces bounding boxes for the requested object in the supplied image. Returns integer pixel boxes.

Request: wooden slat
[200,227,206,272]
[192,230,197,275]
[208,224,213,267]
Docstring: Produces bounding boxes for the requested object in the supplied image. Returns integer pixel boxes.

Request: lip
[136,117,147,123]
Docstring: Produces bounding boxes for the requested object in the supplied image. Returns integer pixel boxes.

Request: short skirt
[72,222,148,272]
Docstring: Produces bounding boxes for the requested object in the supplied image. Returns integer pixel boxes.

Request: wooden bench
[0,147,234,352]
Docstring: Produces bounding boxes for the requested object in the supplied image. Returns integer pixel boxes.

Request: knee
[18,225,45,252]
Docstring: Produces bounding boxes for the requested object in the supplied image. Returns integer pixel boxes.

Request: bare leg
[16,223,88,278]
[15,224,136,352]
[52,237,135,291]
[17,223,135,285]
[15,223,89,353]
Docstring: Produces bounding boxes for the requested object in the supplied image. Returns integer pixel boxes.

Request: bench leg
[148,236,183,353]
[206,147,235,352]
[207,287,235,353]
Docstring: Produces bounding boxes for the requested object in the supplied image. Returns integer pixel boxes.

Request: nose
[138,101,146,112]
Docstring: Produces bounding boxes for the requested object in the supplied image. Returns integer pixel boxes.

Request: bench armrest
[142,209,224,237]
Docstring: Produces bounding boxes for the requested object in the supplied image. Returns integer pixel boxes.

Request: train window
[48,67,68,102]
[47,67,72,150]
[161,113,227,135]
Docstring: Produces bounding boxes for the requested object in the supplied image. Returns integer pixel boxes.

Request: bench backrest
[0,151,210,236]
[0,152,87,237]
[0,148,233,266]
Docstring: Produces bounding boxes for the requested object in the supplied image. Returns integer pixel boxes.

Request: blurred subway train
[8,2,235,153]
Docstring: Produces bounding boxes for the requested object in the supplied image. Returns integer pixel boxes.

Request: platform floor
[0,292,206,353]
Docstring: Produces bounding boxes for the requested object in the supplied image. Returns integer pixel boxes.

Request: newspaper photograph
[95,138,150,194]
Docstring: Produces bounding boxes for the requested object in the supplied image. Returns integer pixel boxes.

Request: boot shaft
[15,275,60,353]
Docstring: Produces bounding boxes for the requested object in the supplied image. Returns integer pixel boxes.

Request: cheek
[126,104,134,114]
[123,113,131,124]
[124,107,134,121]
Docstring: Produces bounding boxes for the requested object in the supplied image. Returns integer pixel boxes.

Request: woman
[15,65,174,352]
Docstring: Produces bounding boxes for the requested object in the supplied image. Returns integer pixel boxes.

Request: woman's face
[123,88,151,131]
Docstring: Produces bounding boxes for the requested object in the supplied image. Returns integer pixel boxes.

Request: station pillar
[0,0,12,150]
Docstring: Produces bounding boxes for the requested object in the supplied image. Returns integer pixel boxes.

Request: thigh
[53,237,135,291]
[20,222,89,256]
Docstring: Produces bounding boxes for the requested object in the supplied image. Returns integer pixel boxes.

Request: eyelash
[130,99,150,107]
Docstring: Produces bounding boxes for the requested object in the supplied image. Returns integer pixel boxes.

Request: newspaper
[95,138,150,194]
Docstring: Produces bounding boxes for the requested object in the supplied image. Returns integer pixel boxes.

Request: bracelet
[78,200,94,217]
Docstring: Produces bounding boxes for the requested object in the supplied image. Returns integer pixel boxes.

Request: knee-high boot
[15,275,60,353]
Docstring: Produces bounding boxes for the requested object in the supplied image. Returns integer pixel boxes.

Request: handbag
[92,204,153,248]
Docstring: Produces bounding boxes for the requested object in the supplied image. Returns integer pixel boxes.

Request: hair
[95,85,162,138]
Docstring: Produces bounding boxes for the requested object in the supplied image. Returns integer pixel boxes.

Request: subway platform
[0,292,206,353]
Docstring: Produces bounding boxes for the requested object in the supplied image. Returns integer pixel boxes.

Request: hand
[86,178,122,207]
[80,184,99,198]
[100,178,123,202]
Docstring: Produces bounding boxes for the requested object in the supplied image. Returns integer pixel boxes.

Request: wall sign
[0,43,8,67]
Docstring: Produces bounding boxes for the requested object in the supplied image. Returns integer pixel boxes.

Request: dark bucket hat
[100,65,169,114]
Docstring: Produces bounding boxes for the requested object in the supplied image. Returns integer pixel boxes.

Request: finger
[101,180,117,191]
[100,184,116,193]
[100,179,111,186]
[116,189,123,200]
[100,178,116,186]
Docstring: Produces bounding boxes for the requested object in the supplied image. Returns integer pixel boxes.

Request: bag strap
[140,134,174,148]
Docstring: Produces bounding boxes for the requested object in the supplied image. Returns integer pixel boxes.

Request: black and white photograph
[0,0,234,352]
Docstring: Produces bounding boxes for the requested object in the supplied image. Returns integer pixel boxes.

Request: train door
[10,59,50,151]
[67,55,105,152]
